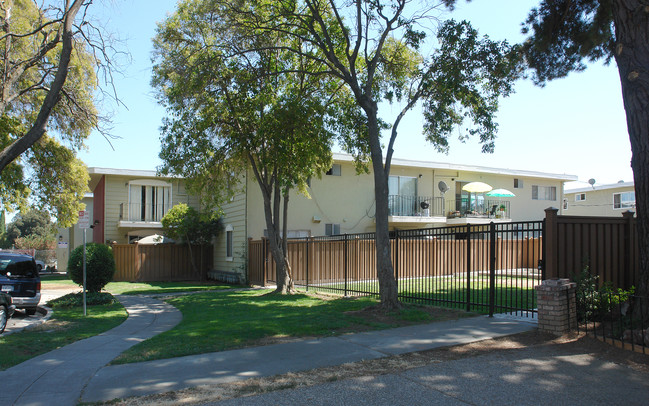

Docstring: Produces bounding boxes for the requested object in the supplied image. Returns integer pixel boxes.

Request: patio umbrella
[486,188,516,197]
[137,234,175,245]
[462,182,492,213]
[486,189,515,217]
[462,182,493,193]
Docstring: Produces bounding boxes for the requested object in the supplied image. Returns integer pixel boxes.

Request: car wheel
[25,308,36,316]
[37,264,42,272]
[0,305,7,334]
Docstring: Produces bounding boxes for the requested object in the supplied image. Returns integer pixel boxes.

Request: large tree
[519,0,649,297]
[0,0,106,225]
[152,0,357,293]
[214,0,521,308]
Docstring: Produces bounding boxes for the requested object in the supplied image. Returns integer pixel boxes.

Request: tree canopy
[0,0,108,226]
[3,207,55,249]
[205,0,521,307]
[521,0,649,298]
[153,0,361,293]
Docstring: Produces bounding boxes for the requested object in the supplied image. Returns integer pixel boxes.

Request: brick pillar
[535,278,577,335]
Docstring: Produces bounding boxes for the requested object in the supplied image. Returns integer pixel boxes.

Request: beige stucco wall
[56,195,92,271]
[241,160,567,239]
[213,184,247,281]
[102,176,199,244]
[564,184,636,217]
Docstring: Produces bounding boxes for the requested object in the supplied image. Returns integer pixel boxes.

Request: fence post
[395,229,399,292]
[489,222,496,317]
[466,224,471,312]
[622,210,635,289]
[263,237,268,286]
[344,234,348,297]
[544,207,559,279]
[306,237,310,292]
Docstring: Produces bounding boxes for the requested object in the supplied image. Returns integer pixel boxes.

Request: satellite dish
[588,178,596,186]
[438,181,449,194]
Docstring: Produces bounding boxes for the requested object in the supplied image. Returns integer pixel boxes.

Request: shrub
[47,292,117,308]
[67,243,116,292]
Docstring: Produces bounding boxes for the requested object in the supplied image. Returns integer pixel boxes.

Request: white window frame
[325,223,341,236]
[575,193,586,202]
[532,185,557,201]
[326,164,341,176]
[613,192,635,210]
[514,178,524,189]
[127,179,173,222]
[225,224,234,261]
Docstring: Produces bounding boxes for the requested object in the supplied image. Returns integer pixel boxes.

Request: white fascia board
[566,181,635,194]
[87,167,181,179]
[331,152,578,182]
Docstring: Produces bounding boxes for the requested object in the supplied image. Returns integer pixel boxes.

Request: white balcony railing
[119,202,171,223]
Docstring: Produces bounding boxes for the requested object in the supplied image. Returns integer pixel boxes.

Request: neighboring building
[215,153,577,282]
[564,181,636,216]
[57,168,200,270]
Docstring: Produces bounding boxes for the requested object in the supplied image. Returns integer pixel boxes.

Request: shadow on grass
[112,289,462,364]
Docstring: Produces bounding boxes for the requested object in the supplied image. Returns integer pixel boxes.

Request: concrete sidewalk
[211,341,649,406]
[0,295,182,406]
[80,315,536,403]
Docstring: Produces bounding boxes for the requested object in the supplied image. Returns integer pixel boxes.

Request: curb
[0,305,52,336]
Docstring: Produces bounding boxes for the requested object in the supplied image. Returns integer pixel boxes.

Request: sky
[77,0,634,190]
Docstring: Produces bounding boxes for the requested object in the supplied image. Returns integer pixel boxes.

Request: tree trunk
[278,190,295,293]
[261,182,295,294]
[612,1,649,301]
[365,101,400,310]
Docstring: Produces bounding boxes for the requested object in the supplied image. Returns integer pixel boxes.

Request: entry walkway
[0,295,182,406]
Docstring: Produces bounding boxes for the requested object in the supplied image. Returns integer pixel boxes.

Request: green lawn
[104,281,237,295]
[0,303,127,370]
[307,275,539,313]
[40,273,237,295]
[112,289,464,364]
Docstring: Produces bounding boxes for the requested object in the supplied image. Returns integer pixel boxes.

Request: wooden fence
[249,230,542,287]
[544,208,638,289]
[112,244,213,282]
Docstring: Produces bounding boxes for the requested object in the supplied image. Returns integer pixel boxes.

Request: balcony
[388,195,446,225]
[445,199,512,225]
[118,202,171,228]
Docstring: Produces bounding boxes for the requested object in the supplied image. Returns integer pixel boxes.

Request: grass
[0,301,127,370]
[309,275,539,313]
[104,281,238,295]
[40,273,238,295]
[112,289,465,364]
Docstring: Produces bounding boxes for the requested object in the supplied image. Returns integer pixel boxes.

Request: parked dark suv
[0,252,41,315]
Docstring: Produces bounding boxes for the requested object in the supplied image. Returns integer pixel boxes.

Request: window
[225,225,234,261]
[575,193,586,201]
[532,185,556,201]
[389,176,418,216]
[128,180,172,222]
[263,230,310,239]
[514,178,524,189]
[613,191,635,209]
[326,164,341,176]
[325,223,341,236]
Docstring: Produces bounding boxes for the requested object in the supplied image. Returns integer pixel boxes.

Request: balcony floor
[118,220,163,229]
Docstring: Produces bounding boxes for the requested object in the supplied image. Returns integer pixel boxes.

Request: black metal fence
[260,221,544,318]
[578,289,648,354]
